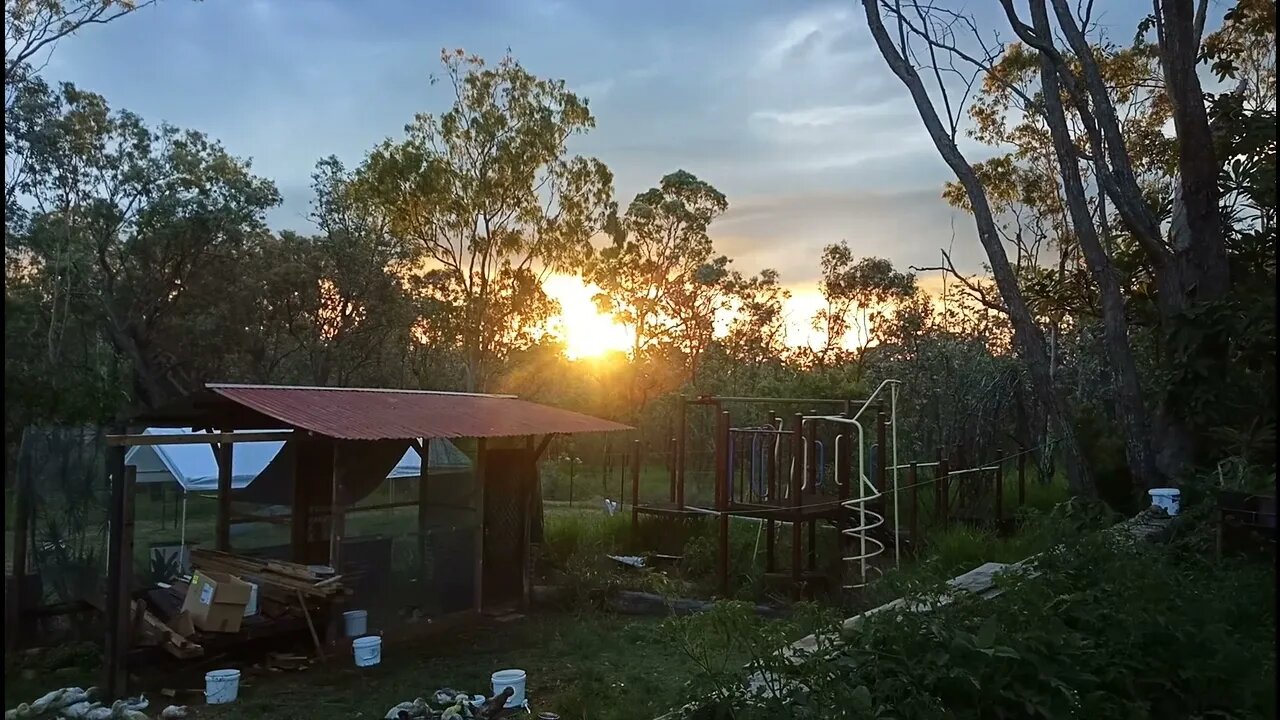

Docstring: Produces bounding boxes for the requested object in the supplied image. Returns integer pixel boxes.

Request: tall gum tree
[357,49,615,392]
[861,0,1095,496]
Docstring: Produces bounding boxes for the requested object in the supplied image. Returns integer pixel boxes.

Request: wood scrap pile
[130,601,202,660]
[189,549,347,600]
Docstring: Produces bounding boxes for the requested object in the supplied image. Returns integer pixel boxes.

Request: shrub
[671,527,1276,719]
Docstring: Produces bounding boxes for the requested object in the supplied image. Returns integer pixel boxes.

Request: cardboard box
[181,571,253,633]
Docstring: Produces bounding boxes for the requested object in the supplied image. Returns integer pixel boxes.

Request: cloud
[755,4,863,75]
[751,101,898,129]
[575,78,616,102]
[711,188,986,287]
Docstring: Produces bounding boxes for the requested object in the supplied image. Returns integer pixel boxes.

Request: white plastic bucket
[1149,488,1181,516]
[343,609,367,637]
[204,669,240,705]
[353,635,382,667]
[491,668,527,708]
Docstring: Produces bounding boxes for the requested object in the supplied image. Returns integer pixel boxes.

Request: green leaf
[976,615,999,649]
[850,684,872,710]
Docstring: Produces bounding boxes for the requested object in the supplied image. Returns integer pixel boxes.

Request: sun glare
[543,275,633,360]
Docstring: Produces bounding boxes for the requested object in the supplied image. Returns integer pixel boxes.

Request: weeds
[665,498,1277,720]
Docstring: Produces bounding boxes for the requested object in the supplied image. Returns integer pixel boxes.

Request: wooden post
[326,442,346,647]
[805,421,817,571]
[667,435,677,504]
[832,434,846,588]
[328,442,345,571]
[716,411,731,597]
[103,452,135,700]
[215,439,233,551]
[290,437,311,564]
[735,436,743,504]
[568,450,575,507]
[764,415,777,573]
[473,438,487,612]
[938,455,950,529]
[417,438,430,586]
[909,462,920,554]
[8,440,33,650]
[994,450,1004,529]
[619,441,627,510]
[790,413,803,600]
[933,447,943,521]
[675,397,687,509]
[1017,451,1027,507]
[523,436,535,610]
[602,436,611,499]
[630,439,642,543]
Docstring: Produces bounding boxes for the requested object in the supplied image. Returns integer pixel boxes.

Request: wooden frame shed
[101,383,631,698]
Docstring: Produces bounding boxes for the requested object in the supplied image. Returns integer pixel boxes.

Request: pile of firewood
[130,601,202,660]
[189,549,347,600]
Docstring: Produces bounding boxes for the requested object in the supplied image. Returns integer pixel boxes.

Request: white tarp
[124,428,458,492]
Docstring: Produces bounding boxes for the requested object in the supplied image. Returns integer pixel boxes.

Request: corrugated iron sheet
[207,384,632,441]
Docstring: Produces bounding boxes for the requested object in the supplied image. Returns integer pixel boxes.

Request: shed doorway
[481,448,539,610]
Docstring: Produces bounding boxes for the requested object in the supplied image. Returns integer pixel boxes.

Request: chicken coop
[91,383,631,699]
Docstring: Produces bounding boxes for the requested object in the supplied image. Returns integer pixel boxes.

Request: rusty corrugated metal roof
[204,384,632,440]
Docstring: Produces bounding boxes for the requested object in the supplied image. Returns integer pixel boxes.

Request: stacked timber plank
[131,599,204,659]
[189,549,348,599]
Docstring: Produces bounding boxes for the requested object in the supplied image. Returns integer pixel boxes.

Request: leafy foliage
[355,49,615,391]
[669,523,1275,719]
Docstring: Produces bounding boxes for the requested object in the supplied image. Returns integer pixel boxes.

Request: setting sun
[543,275,633,360]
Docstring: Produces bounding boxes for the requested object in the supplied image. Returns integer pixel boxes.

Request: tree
[586,170,735,407]
[6,81,280,410]
[864,0,1273,493]
[860,0,1095,496]
[356,49,615,392]
[809,243,917,375]
[5,0,157,111]
[723,268,790,369]
[588,171,729,356]
[237,158,418,387]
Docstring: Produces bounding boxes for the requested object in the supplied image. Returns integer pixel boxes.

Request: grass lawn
[4,611,716,720]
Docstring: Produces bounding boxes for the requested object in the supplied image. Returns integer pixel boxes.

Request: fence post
[103,449,136,700]
[791,413,804,601]
[7,439,33,651]
[619,445,628,511]
[938,454,950,530]
[909,462,919,554]
[667,435,677,504]
[1017,450,1027,507]
[602,437,611,500]
[716,411,731,597]
[568,452,575,508]
[676,397,687,509]
[994,450,1004,530]
[934,447,943,524]
[631,440,641,543]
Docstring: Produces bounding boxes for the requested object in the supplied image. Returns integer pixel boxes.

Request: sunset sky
[43,0,1190,355]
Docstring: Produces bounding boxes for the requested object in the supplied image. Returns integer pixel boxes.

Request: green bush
[673,527,1276,719]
